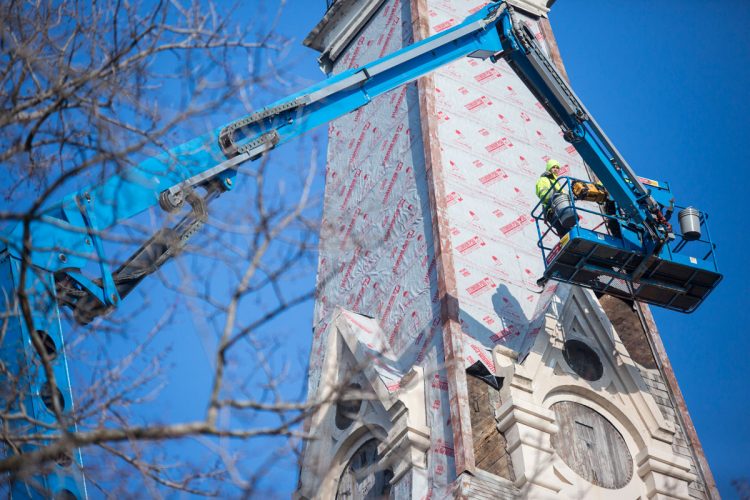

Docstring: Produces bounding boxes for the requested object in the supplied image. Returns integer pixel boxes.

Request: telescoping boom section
[496,11,721,312]
[0,2,721,498]
[2,1,720,325]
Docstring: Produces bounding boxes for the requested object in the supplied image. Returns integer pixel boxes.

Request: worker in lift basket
[535,159,576,236]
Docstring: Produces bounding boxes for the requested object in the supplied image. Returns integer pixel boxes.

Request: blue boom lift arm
[0,2,721,497]
[498,11,720,312]
[4,1,718,321]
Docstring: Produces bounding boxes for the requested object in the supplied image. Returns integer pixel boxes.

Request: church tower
[297,1,717,498]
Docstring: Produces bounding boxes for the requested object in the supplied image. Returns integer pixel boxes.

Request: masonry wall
[600,295,713,498]
[308,0,586,491]
[309,0,457,491]
[304,0,717,497]
[309,0,606,490]
[467,375,514,480]
[412,0,595,364]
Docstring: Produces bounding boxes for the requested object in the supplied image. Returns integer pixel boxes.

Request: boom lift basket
[532,177,722,313]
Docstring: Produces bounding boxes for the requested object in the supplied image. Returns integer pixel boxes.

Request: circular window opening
[34,330,58,360]
[563,339,603,381]
[40,382,65,413]
[550,401,633,489]
[335,383,363,430]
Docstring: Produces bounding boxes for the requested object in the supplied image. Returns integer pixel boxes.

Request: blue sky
[548,2,750,496]
[275,0,750,496]
[3,0,745,496]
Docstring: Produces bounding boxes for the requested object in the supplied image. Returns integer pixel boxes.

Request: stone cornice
[303,0,558,72]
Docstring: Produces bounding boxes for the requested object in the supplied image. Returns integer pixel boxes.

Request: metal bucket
[551,193,576,229]
[678,207,701,241]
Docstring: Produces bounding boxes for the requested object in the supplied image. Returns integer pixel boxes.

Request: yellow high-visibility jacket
[535,172,561,204]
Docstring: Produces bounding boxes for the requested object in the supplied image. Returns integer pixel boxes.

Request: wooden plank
[550,401,633,489]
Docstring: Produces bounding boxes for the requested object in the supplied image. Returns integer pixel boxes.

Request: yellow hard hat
[546,159,561,171]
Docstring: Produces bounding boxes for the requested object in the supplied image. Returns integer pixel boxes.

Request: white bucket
[551,194,576,229]
[678,207,701,241]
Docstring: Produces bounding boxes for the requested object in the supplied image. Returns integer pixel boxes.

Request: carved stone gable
[297,308,430,499]
[491,287,697,498]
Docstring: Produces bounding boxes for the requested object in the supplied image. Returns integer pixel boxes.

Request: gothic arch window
[335,438,393,499]
[550,401,633,489]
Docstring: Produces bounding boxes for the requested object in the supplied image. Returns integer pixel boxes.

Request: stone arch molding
[296,308,430,499]
[492,286,696,499]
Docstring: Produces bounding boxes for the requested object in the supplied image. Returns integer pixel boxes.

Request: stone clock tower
[296,0,717,498]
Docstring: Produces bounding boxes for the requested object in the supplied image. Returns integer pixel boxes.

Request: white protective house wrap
[307,0,596,495]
